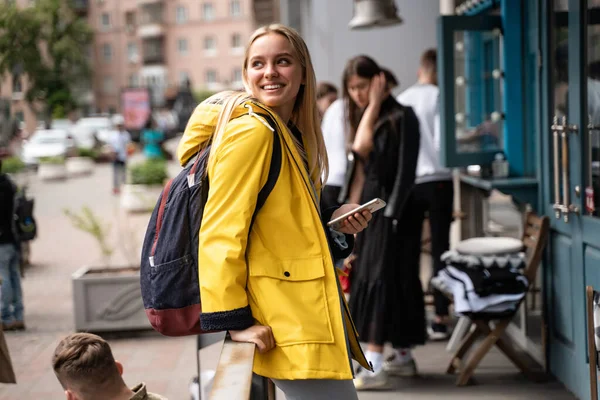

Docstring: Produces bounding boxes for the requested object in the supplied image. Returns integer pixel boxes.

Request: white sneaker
[382,354,418,377]
[353,367,390,390]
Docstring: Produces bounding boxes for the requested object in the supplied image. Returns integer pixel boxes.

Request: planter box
[72,265,151,332]
[66,157,94,176]
[120,184,163,213]
[38,163,67,181]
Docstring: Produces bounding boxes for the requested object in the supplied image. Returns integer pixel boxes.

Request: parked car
[20,129,75,166]
[73,117,114,146]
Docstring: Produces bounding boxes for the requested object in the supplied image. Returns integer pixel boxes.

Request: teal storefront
[437,0,600,398]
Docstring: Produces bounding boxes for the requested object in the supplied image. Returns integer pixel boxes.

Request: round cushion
[455,237,523,255]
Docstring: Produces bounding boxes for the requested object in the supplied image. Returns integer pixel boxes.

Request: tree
[0,0,93,121]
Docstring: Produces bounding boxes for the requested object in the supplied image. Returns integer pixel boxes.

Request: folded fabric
[458,265,528,297]
[441,249,527,270]
[435,267,527,316]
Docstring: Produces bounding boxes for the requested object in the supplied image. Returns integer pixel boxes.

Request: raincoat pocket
[248,255,334,346]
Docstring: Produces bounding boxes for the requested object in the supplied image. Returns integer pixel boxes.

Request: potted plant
[121,159,168,212]
[66,148,97,176]
[65,206,150,332]
[1,156,26,179]
[37,156,67,180]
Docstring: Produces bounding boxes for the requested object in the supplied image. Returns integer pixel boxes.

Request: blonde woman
[177,25,372,399]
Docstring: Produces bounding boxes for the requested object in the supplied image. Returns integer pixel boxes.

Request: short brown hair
[316,82,338,100]
[420,49,437,73]
[52,333,123,395]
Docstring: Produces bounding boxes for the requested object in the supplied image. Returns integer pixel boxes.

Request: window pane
[178,38,188,55]
[103,44,112,61]
[206,70,217,83]
[203,3,214,20]
[230,0,241,17]
[453,29,504,154]
[231,33,241,48]
[176,5,187,24]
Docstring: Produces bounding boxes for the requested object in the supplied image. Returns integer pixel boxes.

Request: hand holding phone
[327,198,386,231]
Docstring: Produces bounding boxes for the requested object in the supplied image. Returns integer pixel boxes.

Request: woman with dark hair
[340,55,424,390]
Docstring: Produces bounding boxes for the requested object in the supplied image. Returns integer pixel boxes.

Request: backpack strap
[251,113,282,225]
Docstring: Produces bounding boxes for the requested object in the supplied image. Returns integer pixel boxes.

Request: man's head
[418,48,437,85]
[316,82,338,117]
[52,333,128,400]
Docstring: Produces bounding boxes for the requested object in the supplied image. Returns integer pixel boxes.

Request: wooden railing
[209,336,275,400]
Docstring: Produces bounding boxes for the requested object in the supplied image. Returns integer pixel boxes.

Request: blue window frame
[438,15,504,168]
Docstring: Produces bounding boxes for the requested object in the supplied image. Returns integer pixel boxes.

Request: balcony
[138,3,165,38]
[72,0,88,15]
[142,38,165,65]
[138,24,164,39]
[137,0,163,6]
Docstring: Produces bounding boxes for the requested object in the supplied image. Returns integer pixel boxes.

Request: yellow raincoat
[177,100,370,380]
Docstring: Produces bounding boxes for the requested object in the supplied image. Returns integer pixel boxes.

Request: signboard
[121,88,151,131]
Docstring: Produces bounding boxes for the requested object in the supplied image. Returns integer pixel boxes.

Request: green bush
[193,90,217,104]
[128,159,168,185]
[38,156,66,164]
[77,147,99,159]
[1,156,25,174]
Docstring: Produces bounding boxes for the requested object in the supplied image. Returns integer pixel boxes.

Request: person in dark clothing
[0,159,24,331]
[339,55,422,390]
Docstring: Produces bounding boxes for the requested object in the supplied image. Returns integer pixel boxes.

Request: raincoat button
[284,271,290,277]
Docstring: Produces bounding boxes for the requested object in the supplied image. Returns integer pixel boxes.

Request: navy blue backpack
[140,113,281,336]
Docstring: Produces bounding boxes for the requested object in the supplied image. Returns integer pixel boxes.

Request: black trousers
[402,180,454,317]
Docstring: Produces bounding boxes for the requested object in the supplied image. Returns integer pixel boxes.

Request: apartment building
[0,0,279,132]
[89,0,279,113]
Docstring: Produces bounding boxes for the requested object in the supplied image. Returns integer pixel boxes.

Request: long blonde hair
[242,24,329,187]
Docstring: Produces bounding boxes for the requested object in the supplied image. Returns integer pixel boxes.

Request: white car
[74,117,115,145]
[20,129,75,166]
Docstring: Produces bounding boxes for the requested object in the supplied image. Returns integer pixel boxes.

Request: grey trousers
[271,379,358,400]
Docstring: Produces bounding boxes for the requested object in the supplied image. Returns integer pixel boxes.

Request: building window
[102,43,112,62]
[12,74,22,93]
[14,111,24,123]
[125,11,136,33]
[232,68,242,86]
[202,3,215,21]
[230,0,241,17]
[127,42,138,63]
[100,13,111,30]
[206,69,217,84]
[204,36,216,56]
[231,33,242,50]
[179,71,190,85]
[175,5,187,24]
[103,76,114,94]
[128,74,139,87]
[178,38,189,56]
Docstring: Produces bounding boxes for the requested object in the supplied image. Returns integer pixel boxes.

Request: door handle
[587,121,600,215]
[551,116,579,222]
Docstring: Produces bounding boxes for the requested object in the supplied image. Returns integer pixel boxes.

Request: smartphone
[327,198,387,230]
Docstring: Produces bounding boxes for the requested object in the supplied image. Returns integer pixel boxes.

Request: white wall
[284,0,440,96]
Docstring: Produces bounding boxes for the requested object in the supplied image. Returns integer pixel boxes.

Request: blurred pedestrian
[109,116,132,195]
[52,333,167,400]
[177,24,373,400]
[320,96,346,210]
[0,159,25,331]
[397,48,454,340]
[339,55,423,390]
[141,117,164,160]
[316,82,339,120]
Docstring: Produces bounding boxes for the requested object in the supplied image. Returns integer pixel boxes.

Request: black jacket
[0,173,16,245]
[339,96,420,220]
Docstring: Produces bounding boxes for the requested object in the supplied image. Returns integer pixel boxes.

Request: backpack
[14,187,36,242]
[140,113,282,336]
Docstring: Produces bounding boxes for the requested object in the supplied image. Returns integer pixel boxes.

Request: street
[0,144,576,399]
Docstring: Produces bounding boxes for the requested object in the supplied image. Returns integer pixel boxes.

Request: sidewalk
[0,141,577,399]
